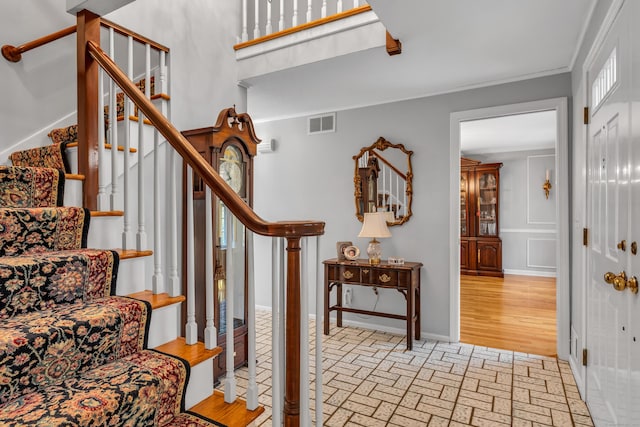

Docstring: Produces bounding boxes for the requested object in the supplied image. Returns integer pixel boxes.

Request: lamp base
[367,238,382,265]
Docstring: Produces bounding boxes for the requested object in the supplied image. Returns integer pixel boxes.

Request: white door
[586,2,637,425]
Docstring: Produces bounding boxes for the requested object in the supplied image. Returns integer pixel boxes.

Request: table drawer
[328,265,360,283]
[370,269,411,288]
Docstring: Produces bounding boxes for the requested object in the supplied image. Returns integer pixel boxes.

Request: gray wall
[252,73,572,339]
[472,149,557,276]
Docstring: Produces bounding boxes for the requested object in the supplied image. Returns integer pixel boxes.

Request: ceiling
[460,110,557,155]
[246,0,595,123]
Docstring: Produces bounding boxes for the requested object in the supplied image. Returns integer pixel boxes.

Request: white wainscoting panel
[527,238,556,269]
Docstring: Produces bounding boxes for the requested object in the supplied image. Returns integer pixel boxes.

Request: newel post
[77,10,100,211]
[284,237,302,426]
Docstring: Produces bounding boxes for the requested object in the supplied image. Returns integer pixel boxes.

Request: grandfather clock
[182,107,260,380]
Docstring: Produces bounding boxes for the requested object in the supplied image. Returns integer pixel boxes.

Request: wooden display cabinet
[460,158,503,277]
[181,107,261,381]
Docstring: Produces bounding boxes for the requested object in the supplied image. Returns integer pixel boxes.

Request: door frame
[449,97,570,360]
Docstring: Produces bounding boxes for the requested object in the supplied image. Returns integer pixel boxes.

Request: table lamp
[358,212,392,265]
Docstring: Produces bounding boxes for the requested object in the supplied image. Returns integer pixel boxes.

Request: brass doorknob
[617,240,627,251]
[627,276,638,294]
[604,272,616,284]
[613,272,627,291]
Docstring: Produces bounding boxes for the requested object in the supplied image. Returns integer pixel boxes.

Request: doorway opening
[449,98,570,359]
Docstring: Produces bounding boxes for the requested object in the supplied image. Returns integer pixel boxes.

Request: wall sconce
[543,169,552,199]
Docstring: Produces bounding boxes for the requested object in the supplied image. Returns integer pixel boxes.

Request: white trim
[501,228,556,234]
[450,97,570,360]
[526,238,557,269]
[569,354,587,397]
[582,0,625,74]
[0,111,77,162]
[503,269,557,278]
[568,0,599,71]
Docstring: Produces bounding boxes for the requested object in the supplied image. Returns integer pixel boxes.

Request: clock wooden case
[460,157,503,277]
[181,107,260,381]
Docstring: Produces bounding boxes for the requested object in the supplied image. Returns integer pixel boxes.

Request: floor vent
[308,113,336,135]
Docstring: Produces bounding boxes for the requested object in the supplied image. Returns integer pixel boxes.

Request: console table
[323,258,423,350]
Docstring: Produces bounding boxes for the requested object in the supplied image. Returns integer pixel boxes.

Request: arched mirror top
[353,137,413,226]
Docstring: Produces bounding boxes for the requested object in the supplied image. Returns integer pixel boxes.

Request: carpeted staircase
[0,165,224,426]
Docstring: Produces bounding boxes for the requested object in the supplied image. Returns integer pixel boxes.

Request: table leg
[337,283,343,328]
[415,285,421,340]
[324,278,330,335]
[406,287,413,350]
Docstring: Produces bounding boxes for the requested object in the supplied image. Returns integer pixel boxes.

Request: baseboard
[260,305,453,343]
[0,111,77,162]
[503,269,557,278]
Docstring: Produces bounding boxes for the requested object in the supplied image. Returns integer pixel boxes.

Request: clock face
[220,146,245,195]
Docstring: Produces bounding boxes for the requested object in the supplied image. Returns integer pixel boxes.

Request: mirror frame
[353,136,413,226]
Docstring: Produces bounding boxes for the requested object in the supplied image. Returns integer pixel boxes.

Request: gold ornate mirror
[353,137,413,226]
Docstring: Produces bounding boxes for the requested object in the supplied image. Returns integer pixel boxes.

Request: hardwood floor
[460,274,557,356]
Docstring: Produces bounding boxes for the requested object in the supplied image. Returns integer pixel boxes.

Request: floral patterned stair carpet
[0,165,223,426]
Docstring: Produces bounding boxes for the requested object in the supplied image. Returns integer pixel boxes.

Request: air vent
[308,113,336,135]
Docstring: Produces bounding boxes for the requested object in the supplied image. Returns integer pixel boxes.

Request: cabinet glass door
[477,172,498,237]
[216,201,246,335]
[460,173,468,236]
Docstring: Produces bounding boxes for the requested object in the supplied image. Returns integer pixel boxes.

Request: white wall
[472,149,557,276]
[251,73,572,339]
[0,0,246,154]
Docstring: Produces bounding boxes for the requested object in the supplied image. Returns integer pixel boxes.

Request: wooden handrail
[2,19,169,64]
[100,18,169,53]
[2,25,77,62]
[86,40,324,239]
[234,4,372,51]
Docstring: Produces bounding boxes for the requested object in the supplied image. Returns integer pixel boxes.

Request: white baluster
[185,166,197,345]
[337,0,343,13]
[321,0,327,18]
[300,237,310,426]
[404,180,407,219]
[266,0,273,34]
[293,0,299,26]
[279,0,285,31]
[241,0,249,42]
[306,0,312,22]
[152,128,163,294]
[159,51,168,95]
[315,236,323,426]
[97,69,107,210]
[136,43,151,250]
[353,0,359,7]
[253,0,261,39]
[122,35,133,249]
[204,187,216,349]
[246,230,258,410]
[168,148,180,297]
[224,205,237,402]
[271,237,283,426]
[108,28,118,211]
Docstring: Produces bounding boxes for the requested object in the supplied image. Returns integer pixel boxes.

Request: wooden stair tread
[116,249,153,259]
[151,93,170,101]
[66,141,137,153]
[190,390,264,427]
[64,173,85,181]
[128,290,184,310]
[90,210,124,217]
[155,337,221,366]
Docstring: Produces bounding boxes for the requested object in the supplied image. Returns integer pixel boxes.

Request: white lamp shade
[358,212,392,239]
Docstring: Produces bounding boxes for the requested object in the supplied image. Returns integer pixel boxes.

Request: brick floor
[217,309,593,426]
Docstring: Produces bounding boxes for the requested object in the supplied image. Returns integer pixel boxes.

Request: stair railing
[359,150,408,219]
[79,11,325,427]
[235,0,371,49]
